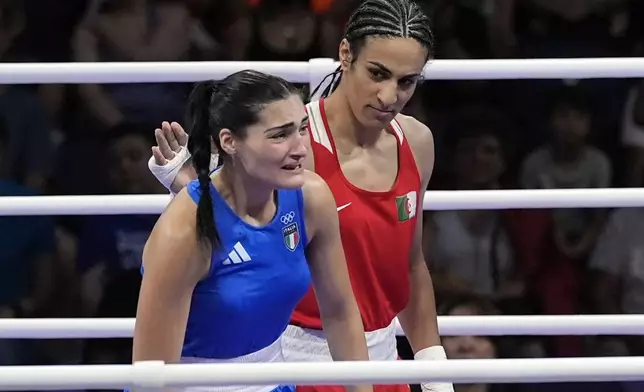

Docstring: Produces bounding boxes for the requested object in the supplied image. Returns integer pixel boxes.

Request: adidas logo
[222,242,252,265]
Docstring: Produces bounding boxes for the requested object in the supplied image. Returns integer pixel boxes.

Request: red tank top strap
[390,117,421,184]
[306,99,340,178]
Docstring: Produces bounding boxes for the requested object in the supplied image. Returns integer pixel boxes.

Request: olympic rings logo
[280,211,296,225]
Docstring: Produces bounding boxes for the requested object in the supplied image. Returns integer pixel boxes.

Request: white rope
[2,315,644,339]
[0,194,173,216]
[1,357,644,390]
[2,58,644,84]
[1,188,644,216]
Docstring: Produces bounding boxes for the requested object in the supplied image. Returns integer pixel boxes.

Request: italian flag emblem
[395,191,417,222]
[283,222,300,251]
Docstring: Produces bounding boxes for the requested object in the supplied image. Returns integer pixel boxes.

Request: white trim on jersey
[390,118,405,145]
[306,101,334,154]
[307,101,406,151]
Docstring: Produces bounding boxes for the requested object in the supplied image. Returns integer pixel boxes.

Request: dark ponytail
[186,80,221,249]
[185,70,300,249]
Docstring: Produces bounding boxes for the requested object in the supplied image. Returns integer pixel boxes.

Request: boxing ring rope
[2,315,644,339]
[3,58,644,86]
[2,357,644,390]
[2,188,644,216]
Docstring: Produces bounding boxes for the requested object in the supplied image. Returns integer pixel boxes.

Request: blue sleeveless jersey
[181,179,312,359]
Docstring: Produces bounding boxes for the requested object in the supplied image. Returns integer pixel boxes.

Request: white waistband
[281,319,398,362]
[179,337,285,392]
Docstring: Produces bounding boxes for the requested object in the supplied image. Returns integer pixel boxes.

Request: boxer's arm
[133,190,208,363]
[303,172,372,392]
[396,116,453,392]
[396,116,441,351]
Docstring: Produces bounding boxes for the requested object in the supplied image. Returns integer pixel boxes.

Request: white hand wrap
[415,346,454,392]
[148,147,220,194]
[148,146,192,191]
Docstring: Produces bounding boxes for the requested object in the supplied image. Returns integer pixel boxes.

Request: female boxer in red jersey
[148,1,451,392]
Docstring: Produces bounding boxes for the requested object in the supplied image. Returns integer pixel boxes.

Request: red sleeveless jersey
[291,99,422,332]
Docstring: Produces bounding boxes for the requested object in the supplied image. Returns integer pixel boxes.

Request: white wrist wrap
[148,146,192,191]
[415,346,454,392]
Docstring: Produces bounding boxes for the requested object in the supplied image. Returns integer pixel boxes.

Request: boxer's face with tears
[219,94,309,190]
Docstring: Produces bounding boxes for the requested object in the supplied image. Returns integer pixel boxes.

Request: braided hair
[312,0,434,98]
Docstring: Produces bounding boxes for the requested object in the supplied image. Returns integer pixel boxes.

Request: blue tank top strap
[186,179,205,205]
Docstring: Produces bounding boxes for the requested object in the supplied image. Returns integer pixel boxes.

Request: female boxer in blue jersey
[133,70,371,392]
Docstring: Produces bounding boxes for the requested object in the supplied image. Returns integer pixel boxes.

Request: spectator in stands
[425,113,526,311]
[82,268,141,370]
[491,0,630,59]
[397,294,509,392]
[0,0,54,190]
[246,0,326,62]
[244,0,359,60]
[72,0,218,130]
[188,0,252,61]
[428,0,495,59]
[75,124,164,317]
[518,85,612,357]
[0,117,57,364]
[620,80,644,187]
[520,86,611,261]
[440,295,509,392]
[424,109,566,358]
[588,202,644,357]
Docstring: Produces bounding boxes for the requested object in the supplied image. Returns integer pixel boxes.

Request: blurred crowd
[1,0,644,391]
